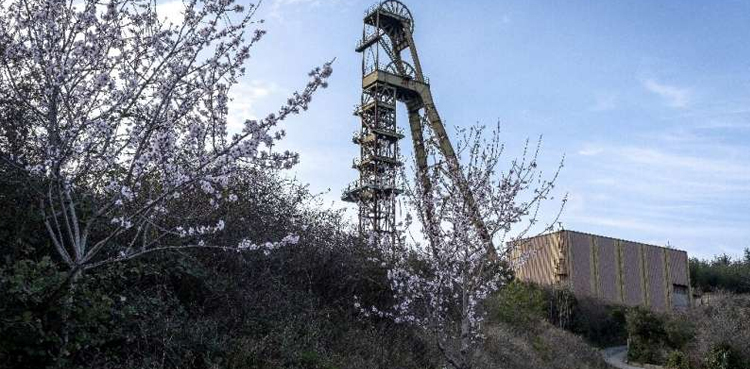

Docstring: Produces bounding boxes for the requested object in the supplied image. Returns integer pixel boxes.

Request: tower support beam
[344,1,496,258]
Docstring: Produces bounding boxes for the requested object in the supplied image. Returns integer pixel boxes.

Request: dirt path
[601,346,642,369]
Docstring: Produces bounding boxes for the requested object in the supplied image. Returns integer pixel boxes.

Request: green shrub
[488,281,547,327]
[297,350,340,369]
[664,316,694,350]
[703,344,745,369]
[626,308,667,365]
[0,257,66,367]
[665,350,689,369]
[547,286,577,330]
[690,253,750,294]
[570,296,627,347]
[0,171,442,369]
[489,281,629,348]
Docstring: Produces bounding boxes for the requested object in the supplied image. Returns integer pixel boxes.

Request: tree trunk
[58,267,82,359]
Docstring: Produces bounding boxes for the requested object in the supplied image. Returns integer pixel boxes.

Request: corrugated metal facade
[511,232,564,286]
[596,237,620,304]
[621,241,645,306]
[511,230,691,311]
[569,232,593,296]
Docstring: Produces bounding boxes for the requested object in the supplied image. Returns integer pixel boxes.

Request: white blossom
[0,0,332,270]
[360,123,564,369]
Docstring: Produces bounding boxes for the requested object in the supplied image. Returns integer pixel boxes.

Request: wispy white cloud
[227,80,282,131]
[643,79,691,108]
[589,92,617,112]
[568,214,738,238]
[155,0,185,25]
[565,134,750,258]
[590,178,616,186]
[578,146,603,156]
[618,147,749,181]
[574,144,750,200]
[697,118,750,131]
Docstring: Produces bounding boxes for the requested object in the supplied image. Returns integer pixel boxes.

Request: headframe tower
[343,0,495,256]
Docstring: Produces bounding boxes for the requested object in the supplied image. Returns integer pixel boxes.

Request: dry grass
[472,321,610,369]
[685,292,750,368]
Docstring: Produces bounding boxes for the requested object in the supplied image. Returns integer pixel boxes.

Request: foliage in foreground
[0,162,618,369]
[0,169,439,369]
[624,294,750,369]
[372,124,564,369]
[489,280,627,348]
[482,281,609,369]
[0,0,332,277]
[488,280,750,369]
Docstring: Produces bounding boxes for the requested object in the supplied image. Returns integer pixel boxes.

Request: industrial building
[511,230,691,311]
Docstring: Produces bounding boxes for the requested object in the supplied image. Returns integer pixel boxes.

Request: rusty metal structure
[512,230,692,311]
[343,1,494,252]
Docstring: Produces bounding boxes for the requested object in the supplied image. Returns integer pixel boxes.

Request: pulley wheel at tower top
[378,0,414,33]
[385,60,417,80]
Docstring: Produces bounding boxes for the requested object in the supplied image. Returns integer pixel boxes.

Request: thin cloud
[565,137,750,258]
[589,92,617,112]
[578,147,603,156]
[620,147,749,179]
[155,0,185,25]
[227,80,282,131]
[643,79,691,108]
[568,214,738,239]
[577,144,750,200]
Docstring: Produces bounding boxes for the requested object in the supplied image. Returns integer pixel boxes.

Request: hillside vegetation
[624,293,750,369]
[690,252,750,294]
[3,163,747,369]
[0,164,610,369]
[1,1,746,368]
[489,279,750,369]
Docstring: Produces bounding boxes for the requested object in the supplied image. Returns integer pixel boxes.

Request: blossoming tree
[0,0,332,275]
[361,124,564,369]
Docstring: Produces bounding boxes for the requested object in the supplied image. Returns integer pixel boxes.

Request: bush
[488,281,547,327]
[690,253,750,294]
[0,257,66,367]
[475,321,610,369]
[685,293,750,369]
[703,344,745,369]
[0,173,440,369]
[621,293,750,368]
[626,307,668,365]
[665,350,689,369]
[489,281,628,348]
[570,296,627,347]
[546,286,577,330]
[664,315,694,350]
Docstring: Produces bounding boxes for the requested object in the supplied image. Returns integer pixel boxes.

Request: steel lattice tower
[343,0,495,256]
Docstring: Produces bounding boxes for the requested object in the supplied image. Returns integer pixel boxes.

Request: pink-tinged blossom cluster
[358,124,564,369]
[0,0,331,271]
[237,234,300,255]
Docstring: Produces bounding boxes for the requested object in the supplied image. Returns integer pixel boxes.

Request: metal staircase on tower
[343,1,496,258]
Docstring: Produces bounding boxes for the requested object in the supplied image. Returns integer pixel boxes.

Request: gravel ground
[601,346,643,369]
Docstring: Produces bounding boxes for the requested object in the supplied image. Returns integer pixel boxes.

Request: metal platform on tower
[343,1,496,256]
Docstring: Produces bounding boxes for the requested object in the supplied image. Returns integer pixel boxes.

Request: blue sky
[164,0,750,259]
